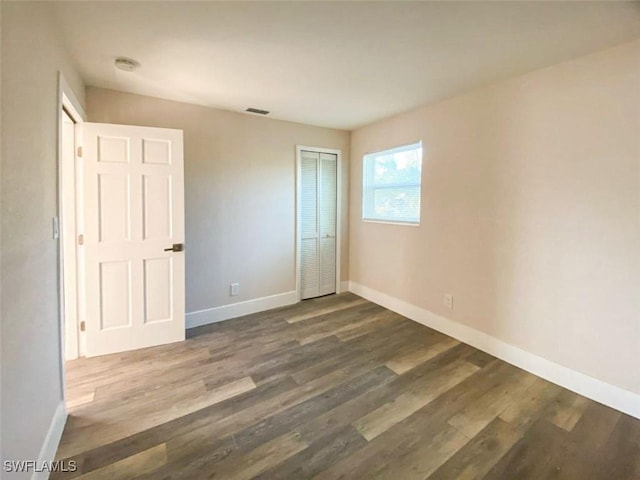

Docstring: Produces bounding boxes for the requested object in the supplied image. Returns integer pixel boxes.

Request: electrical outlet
[443,294,453,309]
[230,283,240,296]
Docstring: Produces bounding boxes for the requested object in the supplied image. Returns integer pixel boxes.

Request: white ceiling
[53,1,640,130]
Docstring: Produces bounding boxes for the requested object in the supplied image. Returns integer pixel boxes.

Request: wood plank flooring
[54,293,640,479]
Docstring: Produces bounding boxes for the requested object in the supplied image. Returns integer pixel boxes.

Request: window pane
[373,186,420,221]
[373,148,422,186]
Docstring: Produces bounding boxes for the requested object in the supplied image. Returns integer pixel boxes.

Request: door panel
[99,260,132,329]
[319,237,336,296]
[318,153,337,296]
[98,136,130,163]
[98,173,131,242]
[143,174,172,240]
[300,151,320,299]
[319,154,337,236]
[300,152,318,239]
[143,257,173,323]
[84,123,184,357]
[300,238,319,298]
[142,138,171,165]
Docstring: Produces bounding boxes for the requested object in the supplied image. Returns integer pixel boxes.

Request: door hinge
[52,217,60,239]
[78,234,84,245]
[80,321,86,332]
[77,146,83,158]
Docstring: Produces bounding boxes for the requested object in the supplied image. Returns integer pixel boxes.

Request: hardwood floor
[54,293,640,479]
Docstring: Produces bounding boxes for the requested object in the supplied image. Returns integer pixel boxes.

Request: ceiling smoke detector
[114,57,140,72]
[246,107,270,115]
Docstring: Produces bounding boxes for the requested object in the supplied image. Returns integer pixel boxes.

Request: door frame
[295,145,342,301]
[57,71,86,382]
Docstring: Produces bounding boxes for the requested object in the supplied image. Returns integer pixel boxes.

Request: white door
[83,123,185,357]
[300,151,337,299]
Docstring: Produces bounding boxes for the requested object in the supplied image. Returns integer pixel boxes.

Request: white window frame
[362,141,423,225]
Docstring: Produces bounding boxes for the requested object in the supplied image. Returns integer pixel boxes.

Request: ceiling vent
[246,107,270,115]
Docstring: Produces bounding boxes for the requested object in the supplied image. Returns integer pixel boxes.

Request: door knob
[164,243,184,252]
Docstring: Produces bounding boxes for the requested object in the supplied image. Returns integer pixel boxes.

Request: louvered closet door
[300,150,337,300]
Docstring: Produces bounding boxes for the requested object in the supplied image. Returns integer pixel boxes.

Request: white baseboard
[32,402,67,480]
[348,281,640,420]
[339,280,349,293]
[186,291,298,329]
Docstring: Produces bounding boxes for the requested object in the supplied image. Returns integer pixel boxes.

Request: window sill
[362,219,420,227]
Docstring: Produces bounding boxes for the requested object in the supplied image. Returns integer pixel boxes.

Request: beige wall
[350,40,640,395]
[1,1,85,472]
[86,87,350,314]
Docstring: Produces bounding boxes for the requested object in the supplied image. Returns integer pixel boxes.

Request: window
[362,141,423,224]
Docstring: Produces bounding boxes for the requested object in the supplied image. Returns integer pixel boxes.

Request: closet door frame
[295,145,342,301]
